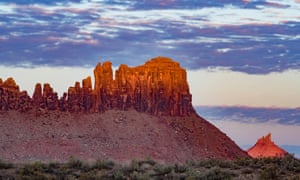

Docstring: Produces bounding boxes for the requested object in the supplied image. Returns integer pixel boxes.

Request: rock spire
[247,133,286,158]
[0,57,194,116]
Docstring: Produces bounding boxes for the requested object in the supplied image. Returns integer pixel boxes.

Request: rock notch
[247,133,286,158]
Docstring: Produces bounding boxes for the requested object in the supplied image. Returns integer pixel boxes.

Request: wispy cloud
[0,0,299,73]
[196,106,300,125]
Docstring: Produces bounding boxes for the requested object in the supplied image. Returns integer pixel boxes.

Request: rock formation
[0,57,248,162]
[0,77,31,111]
[0,57,193,116]
[247,133,286,158]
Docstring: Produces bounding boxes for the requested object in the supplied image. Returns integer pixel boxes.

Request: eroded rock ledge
[0,57,193,116]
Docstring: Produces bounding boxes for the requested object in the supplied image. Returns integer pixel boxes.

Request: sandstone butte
[247,133,286,158]
[0,57,248,163]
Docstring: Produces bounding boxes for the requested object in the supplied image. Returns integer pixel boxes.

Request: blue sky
[1,0,300,73]
[1,0,300,155]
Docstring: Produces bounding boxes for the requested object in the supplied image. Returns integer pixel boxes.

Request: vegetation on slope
[0,154,300,179]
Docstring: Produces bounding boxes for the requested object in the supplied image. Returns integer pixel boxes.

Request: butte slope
[0,57,248,163]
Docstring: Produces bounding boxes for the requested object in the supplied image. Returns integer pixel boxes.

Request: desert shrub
[153,164,174,176]
[44,161,60,174]
[202,167,234,180]
[281,154,300,172]
[3,156,300,179]
[52,166,68,179]
[17,162,46,175]
[219,160,233,169]
[261,157,274,164]
[138,157,157,166]
[185,160,196,167]
[249,158,264,169]
[241,168,254,174]
[16,162,54,180]
[0,159,13,169]
[234,157,252,167]
[79,171,101,180]
[198,160,212,168]
[92,159,115,170]
[290,176,300,180]
[67,157,83,169]
[47,161,60,169]
[129,159,141,172]
[198,159,232,169]
[16,173,50,180]
[259,165,279,180]
[174,163,188,173]
[17,165,34,176]
[185,168,201,179]
[129,171,150,180]
[112,169,126,180]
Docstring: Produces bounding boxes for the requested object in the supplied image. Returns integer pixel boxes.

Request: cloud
[0,0,82,5]
[195,106,300,126]
[0,0,300,74]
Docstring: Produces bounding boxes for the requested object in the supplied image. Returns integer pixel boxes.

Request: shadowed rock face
[247,133,286,158]
[0,57,193,116]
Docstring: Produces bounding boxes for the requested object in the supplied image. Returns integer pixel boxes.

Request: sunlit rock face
[247,133,286,158]
[0,77,31,112]
[94,57,193,116]
[0,57,193,116]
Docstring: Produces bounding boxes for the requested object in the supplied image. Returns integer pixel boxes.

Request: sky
[0,0,300,156]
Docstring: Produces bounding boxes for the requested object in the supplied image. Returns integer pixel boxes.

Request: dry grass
[0,154,299,180]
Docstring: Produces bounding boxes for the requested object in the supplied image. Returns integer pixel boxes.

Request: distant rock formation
[247,133,286,158]
[0,57,193,116]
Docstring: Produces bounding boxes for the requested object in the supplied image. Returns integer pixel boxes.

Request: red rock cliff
[0,57,194,116]
[0,77,31,112]
[0,57,248,162]
[247,133,286,158]
[93,57,193,116]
